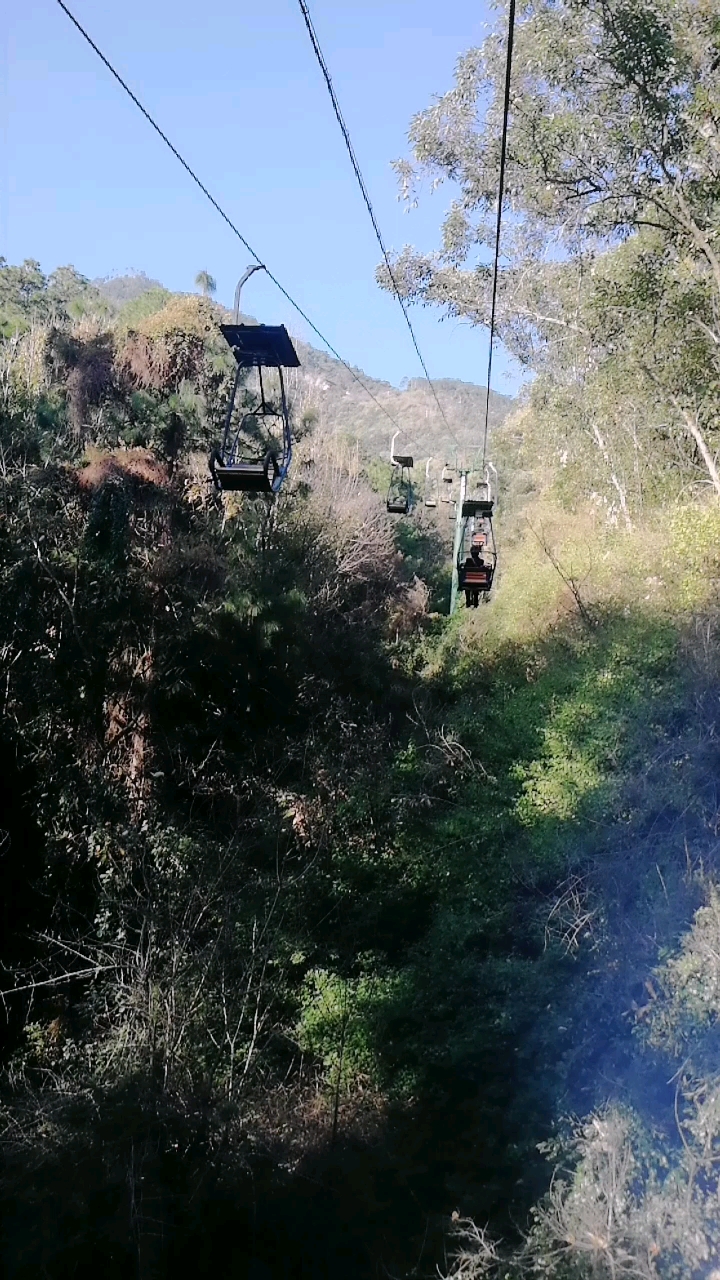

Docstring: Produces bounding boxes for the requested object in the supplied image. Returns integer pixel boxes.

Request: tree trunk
[680,407,720,497]
[588,420,633,530]
[640,364,720,498]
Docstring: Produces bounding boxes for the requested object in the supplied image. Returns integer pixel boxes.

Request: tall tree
[385,0,720,313]
[380,0,720,503]
[194,269,217,298]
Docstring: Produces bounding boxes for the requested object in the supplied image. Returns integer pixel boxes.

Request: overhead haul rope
[296,0,460,456]
[481,0,516,469]
[56,0,405,434]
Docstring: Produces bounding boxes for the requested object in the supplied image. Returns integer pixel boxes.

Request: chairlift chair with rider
[456,475,497,605]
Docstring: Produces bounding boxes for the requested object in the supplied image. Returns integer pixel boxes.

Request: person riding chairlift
[464,537,489,609]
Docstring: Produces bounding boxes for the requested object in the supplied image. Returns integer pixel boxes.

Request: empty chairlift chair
[209,266,300,495]
[441,463,456,519]
[424,458,438,508]
[387,431,414,515]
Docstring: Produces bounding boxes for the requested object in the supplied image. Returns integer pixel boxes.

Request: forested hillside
[5,0,720,1276]
[0,259,512,465]
[289,346,512,460]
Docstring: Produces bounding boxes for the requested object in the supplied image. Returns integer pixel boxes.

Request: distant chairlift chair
[441,463,455,519]
[387,431,414,514]
[209,265,301,495]
[424,457,438,508]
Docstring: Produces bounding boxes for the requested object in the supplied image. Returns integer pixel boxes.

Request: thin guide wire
[481,0,516,468]
[296,0,459,451]
[56,0,404,433]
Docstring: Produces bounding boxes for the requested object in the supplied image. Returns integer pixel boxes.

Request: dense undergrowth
[3,260,720,1280]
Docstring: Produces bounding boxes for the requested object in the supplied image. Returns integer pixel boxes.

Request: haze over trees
[3,1,720,1276]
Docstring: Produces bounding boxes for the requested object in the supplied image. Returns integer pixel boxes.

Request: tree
[194,269,216,298]
[511,232,720,511]
[380,0,720,356]
[380,0,720,506]
[384,0,720,310]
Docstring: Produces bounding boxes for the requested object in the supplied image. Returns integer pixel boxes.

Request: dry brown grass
[44,323,115,436]
[115,295,220,394]
[78,446,170,491]
[245,1075,388,1169]
[117,330,205,395]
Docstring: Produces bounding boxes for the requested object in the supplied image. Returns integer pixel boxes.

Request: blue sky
[3,0,521,394]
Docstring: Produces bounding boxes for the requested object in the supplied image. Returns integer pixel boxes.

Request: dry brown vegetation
[77,446,171,490]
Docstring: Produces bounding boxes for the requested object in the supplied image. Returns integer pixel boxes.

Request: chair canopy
[219,323,300,368]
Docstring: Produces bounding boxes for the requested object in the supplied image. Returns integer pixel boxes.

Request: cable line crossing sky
[295,0,460,454]
[55,0,406,434]
[480,0,516,469]
[5,1,522,401]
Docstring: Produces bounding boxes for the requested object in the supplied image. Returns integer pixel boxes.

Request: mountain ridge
[96,272,515,461]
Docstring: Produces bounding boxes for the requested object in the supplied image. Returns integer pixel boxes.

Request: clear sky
[3,0,521,395]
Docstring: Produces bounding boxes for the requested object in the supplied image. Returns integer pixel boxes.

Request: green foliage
[4,253,720,1278]
[115,285,172,327]
[515,619,678,830]
[641,886,720,1066]
[383,0,720,514]
[0,258,105,335]
[297,968,401,1088]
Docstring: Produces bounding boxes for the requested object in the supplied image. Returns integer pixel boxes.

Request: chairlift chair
[441,463,457,518]
[387,431,414,515]
[424,458,438,508]
[456,476,497,603]
[209,265,300,495]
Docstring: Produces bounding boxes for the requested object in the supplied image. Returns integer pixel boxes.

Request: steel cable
[481,0,516,469]
[56,0,405,433]
[296,0,460,456]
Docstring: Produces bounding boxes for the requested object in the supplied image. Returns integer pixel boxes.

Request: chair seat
[214,463,273,493]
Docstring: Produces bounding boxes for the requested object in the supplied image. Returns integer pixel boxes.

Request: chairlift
[456,473,497,607]
[209,265,300,494]
[424,458,438,508]
[441,463,456,519]
[387,431,414,515]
